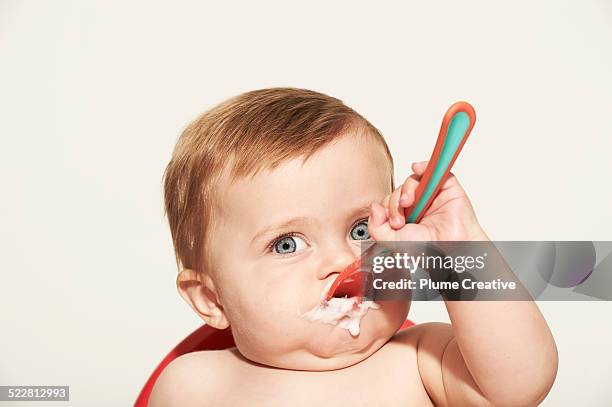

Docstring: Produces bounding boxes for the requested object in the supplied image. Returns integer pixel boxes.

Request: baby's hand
[368,161,488,242]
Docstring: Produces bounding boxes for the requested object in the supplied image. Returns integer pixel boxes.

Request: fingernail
[393,216,402,225]
[399,194,410,205]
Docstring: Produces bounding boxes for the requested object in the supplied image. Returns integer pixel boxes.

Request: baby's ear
[176,268,230,330]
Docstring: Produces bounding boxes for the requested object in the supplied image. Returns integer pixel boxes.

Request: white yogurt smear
[300,279,380,336]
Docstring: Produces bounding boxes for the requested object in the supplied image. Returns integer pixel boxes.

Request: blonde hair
[163,87,394,274]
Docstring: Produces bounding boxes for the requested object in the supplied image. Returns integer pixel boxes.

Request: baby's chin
[238,313,391,371]
[235,302,409,371]
[293,312,395,370]
[275,300,406,370]
[313,337,387,370]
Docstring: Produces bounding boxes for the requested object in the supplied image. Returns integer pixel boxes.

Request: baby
[150,88,558,406]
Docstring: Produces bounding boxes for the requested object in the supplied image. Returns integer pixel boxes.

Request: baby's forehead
[213,135,392,223]
[228,131,391,184]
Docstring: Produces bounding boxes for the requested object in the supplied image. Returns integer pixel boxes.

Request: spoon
[324,101,477,302]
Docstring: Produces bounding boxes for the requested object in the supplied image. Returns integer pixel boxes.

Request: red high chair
[134,319,415,406]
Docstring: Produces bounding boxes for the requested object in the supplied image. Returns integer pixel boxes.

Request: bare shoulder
[337,322,454,406]
[148,349,234,407]
[392,322,493,406]
[390,322,456,404]
[350,322,454,375]
[389,321,453,347]
[386,321,455,381]
[394,321,455,377]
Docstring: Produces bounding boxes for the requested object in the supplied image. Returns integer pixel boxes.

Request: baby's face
[209,133,409,370]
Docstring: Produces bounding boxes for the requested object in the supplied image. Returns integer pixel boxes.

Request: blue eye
[350,220,370,240]
[272,234,307,254]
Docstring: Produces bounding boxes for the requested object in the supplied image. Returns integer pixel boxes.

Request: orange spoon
[324,101,477,302]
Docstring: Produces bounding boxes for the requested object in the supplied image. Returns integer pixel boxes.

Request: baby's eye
[272,234,307,254]
[350,220,370,240]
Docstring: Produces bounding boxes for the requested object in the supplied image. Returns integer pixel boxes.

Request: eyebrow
[250,204,372,246]
[251,217,313,246]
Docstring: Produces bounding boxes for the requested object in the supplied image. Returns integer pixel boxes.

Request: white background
[1,1,611,405]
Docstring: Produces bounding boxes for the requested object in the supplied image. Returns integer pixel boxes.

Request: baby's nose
[316,245,358,281]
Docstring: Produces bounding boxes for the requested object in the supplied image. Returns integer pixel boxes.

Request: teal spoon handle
[405,102,476,224]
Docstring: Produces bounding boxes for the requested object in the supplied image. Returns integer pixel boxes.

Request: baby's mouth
[299,277,380,337]
[329,275,359,299]
[328,272,376,301]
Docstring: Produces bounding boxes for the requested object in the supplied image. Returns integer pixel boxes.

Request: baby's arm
[369,161,558,406]
[417,242,558,406]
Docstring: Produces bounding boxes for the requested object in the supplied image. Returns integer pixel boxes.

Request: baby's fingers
[387,173,422,229]
[368,202,396,241]
[400,161,427,207]
[411,161,428,176]
[399,174,420,208]
[388,186,405,229]
[381,194,390,218]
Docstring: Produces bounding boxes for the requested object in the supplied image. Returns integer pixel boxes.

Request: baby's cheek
[240,291,297,331]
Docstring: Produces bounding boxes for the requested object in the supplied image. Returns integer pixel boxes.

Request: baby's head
[163,88,409,371]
